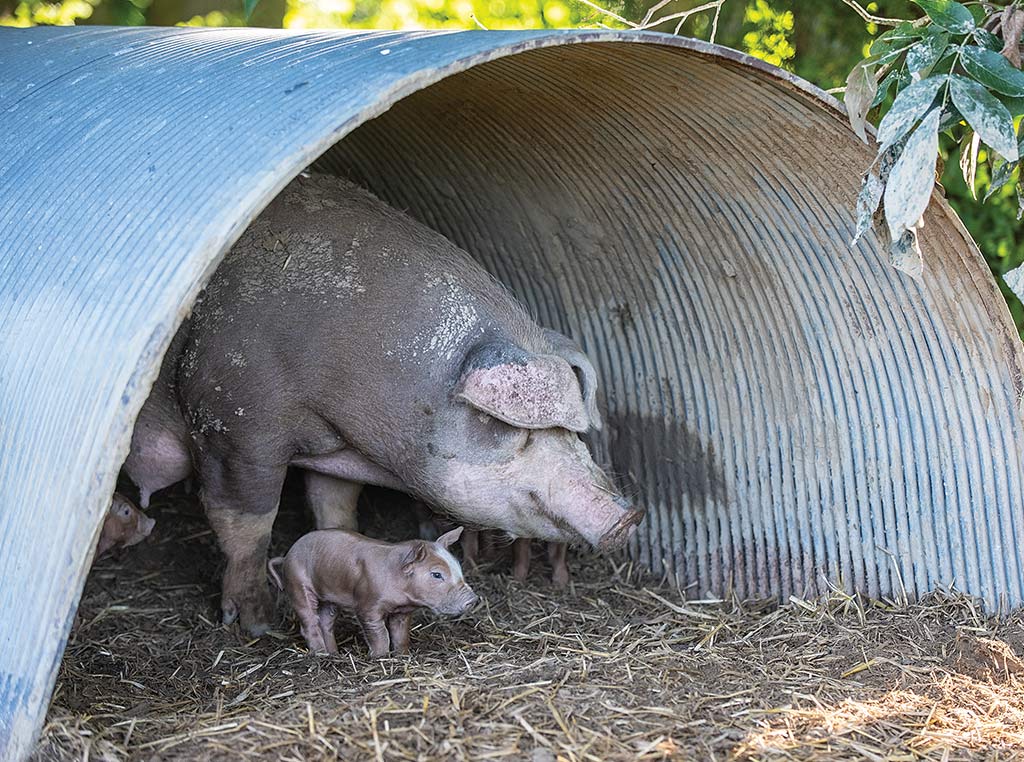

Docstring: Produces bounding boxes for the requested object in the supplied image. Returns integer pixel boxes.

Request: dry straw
[33,491,1024,761]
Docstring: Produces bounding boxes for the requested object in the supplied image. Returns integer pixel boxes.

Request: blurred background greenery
[3,0,1022,328]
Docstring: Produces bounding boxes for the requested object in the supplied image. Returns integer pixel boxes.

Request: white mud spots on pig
[185,402,230,438]
[389,273,483,363]
[219,222,366,309]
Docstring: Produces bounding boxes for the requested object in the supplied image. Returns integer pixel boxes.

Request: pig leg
[411,501,440,541]
[284,574,328,653]
[386,613,412,654]
[461,529,479,567]
[357,610,391,658]
[318,604,339,654]
[304,471,361,530]
[512,538,531,582]
[547,543,570,589]
[199,458,284,636]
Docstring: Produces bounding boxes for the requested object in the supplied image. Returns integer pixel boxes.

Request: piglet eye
[431,571,443,580]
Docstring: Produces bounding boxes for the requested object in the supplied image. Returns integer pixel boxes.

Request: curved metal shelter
[2,25,1023,759]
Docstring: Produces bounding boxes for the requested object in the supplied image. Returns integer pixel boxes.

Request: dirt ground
[33,485,1024,761]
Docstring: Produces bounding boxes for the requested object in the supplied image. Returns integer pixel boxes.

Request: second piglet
[268,527,477,657]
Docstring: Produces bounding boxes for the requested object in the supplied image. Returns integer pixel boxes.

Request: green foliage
[742,0,794,67]
[844,0,1024,322]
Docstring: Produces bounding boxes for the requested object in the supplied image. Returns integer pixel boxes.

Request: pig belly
[291,450,406,491]
[124,426,191,507]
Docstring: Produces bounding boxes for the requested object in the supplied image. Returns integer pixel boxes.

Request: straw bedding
[33,485,1024,761]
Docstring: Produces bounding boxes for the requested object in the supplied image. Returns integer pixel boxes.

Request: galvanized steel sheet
[2,25,1023,759]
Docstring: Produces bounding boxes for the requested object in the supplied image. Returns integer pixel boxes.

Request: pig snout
[596,499,644,551]
[440,585,479,616]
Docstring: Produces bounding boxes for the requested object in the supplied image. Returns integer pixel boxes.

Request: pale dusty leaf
[973,28,1003,52]
[876,75,947,149]
[913,0,975,34]
[845,59,878,144]
[959,129,980,199]
[960,45,1024,97]
[853,172,884,245]
[890,228,924,281]
[1003,261,1024,303]
[852,141,904,245]
[906,30,950,77]
[949,74,1019,161]
[884,107,941,238]
[984,156,1017,201]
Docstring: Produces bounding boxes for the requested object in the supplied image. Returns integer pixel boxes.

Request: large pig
[124,173,641,635]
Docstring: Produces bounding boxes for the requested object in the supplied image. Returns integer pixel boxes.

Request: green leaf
[906,30,949,76]
[960,45,1024,97]
[871,68,910,109]
[913,0,975,34]
[877,75,947,148]
[984,157,1017,201]
[871,22,924,56]
[845,59,877,144]
[884,107,941,237]
[948,74,1019,161]
[244,0,260,19]
[972,28,1003,52]
[997,94,1024,117]
[938,104,964,131]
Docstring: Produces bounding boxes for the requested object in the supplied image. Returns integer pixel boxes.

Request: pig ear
[542,328,603,431]
[456,342,589,433]
[436,526,464,549]
[401,542,429,574]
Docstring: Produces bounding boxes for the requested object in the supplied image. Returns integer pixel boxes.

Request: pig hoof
[551,571,570,590]
[222,600,239,626]
[246,621,272,637]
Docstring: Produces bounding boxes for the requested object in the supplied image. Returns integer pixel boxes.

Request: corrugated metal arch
[2,26,1023,759]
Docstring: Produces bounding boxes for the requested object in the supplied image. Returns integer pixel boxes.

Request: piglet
[268,527,478,657]
[95,493,156,559]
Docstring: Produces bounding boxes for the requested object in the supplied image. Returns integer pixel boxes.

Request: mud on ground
[34,486,1024,761]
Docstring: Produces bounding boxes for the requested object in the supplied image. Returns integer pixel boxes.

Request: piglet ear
[436,526,464,549]
[401,542,429,575]
[456,341,589,433]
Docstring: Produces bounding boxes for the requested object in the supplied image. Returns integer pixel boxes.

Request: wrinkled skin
[268,527,477,657]
[95,493,156,559]
[124,173,641,636]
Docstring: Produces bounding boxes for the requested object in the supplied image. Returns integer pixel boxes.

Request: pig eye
[431,571,444,580]
[119,506,132,517]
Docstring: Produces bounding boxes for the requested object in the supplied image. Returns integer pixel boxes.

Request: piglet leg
[290,587,328,654]
[512,538,531,582]
[547,543,570,589]
[318,604,339,654]
[358,611,391,658]
[461,529,480,567]
[386,613,412,654]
